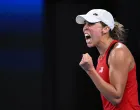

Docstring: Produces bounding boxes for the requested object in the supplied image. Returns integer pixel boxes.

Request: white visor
[76,14,101,24]
[75,9,115,30]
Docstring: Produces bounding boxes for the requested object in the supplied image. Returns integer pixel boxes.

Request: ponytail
[100,21,127,43]
[110,21,126,43]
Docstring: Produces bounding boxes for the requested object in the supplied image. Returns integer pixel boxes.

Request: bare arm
[87,46,130,105]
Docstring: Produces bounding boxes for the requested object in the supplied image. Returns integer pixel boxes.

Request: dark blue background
[0,0,42,71]
[0,0,43,110]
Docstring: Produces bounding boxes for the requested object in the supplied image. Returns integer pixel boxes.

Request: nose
[83,23,88,32]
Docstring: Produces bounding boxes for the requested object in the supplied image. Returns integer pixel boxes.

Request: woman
[76,9,140,110]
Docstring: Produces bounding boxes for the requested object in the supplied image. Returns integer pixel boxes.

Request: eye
[88,22,96,26]
[84,21,95,26]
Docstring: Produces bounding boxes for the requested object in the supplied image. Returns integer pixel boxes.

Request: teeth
[85,34,89,37]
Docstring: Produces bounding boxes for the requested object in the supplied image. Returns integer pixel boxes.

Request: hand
[79,53,95,73]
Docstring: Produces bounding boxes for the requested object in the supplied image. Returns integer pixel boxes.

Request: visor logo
[93,13,98,16]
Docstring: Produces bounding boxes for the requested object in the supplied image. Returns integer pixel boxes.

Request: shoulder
[110,42,131,58]
[108,42,133,68]
[111,43,128,57]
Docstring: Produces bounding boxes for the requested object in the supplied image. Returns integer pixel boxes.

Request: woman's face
[83,21,104,48]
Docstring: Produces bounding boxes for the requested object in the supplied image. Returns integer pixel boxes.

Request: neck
[96,37,113,55]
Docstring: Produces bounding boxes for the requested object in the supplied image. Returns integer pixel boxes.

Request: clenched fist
[79,53,95,73]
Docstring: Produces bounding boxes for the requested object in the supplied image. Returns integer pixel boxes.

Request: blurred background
[0,0,140,110]
[0,0,43,110]
[47,0,140,110]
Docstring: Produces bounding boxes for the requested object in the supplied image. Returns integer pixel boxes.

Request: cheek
[90,29,102,39]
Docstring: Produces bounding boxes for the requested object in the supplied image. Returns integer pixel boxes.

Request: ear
[102,26,110,34]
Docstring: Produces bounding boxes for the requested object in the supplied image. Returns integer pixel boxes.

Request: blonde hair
[100,21,127,43]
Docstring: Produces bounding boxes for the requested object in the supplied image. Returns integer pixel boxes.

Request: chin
[87,44,95,48]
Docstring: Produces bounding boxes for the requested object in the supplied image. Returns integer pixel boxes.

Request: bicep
[109,49,130,99]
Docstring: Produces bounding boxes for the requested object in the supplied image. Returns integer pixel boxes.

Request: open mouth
[85,34,92,43]
[85,34,91,39]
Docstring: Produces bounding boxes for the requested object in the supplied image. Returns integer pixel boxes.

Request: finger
[79,61,81,66]
[82,54,84,58]
[86,53,91,59]
[79,60,84,66]
[84,53,89,60]
[84,54,89,62]
[82,54,86,61]
[86,53,89,57]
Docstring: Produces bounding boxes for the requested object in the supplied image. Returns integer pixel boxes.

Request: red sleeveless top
[96,40,140,110]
